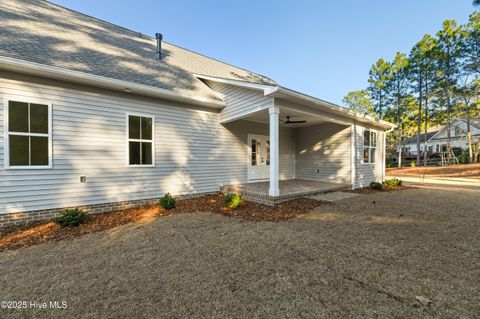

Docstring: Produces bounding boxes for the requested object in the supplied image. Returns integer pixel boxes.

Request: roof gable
[0,0,276,101]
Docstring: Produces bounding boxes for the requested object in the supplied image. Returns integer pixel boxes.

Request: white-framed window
[4,98,52,169]
[363,129,377,164]
[126,113,154,166]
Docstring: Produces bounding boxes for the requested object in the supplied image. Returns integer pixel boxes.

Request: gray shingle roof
[0,0,277,101]
[404,131,439,144]
[404,119,480,144]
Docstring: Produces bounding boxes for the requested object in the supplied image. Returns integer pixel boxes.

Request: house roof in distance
[404,131,439,144]
[404,119,480,144]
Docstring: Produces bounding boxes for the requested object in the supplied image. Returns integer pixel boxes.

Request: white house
[0,0,395,225]
[403,118,480,155]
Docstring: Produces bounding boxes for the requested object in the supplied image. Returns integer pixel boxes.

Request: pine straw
[387,163,480,178]
[0,194,324,252]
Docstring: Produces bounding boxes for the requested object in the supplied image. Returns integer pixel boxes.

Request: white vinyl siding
[0,73,293,214]
[206,81,274,123]
[352,125,384,188]
[0,74,223,213]
[295,123,352,184]
[0,73,387,214]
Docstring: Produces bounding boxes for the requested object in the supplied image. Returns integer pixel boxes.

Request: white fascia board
[0,56,226,109]
[194,73,396,130]
[194,73,274,92]
[429,118,467,142]
[266,86,396,130]
[428,125,448,141]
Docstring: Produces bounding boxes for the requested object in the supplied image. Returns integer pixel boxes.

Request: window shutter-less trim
[362,129,376,164]
[126,113,155,167]
[4,98,52,169]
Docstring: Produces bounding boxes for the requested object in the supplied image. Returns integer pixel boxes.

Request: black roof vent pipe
[155,33,163,59]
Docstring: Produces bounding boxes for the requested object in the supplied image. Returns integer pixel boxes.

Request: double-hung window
[5,99,52,168]
[127,114,154,166]
[363,130,377,164]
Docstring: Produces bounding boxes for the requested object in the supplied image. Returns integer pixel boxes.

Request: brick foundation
[0,192,217,228]
[220,183,350,206]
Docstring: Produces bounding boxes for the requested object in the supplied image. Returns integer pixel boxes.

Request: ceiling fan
[281,116,306,125]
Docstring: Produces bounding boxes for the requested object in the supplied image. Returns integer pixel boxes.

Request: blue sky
[52,0,474,105]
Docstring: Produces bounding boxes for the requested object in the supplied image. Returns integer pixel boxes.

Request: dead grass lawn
[0,188,478,318]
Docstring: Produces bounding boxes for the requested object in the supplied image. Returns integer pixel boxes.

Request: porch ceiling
[241,107,335,128]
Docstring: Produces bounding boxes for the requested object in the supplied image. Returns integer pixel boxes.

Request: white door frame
[247,134,270,182]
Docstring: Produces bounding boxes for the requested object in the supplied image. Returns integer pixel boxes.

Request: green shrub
[410,160,416,168]
[383,178,402,187]
[159,193,176,209]
[224,193,243,209]
[458,149,469,164]
[53,208,87,227]
[369,181,383,190]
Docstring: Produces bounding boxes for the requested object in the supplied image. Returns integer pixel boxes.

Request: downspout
[351,123,356,190]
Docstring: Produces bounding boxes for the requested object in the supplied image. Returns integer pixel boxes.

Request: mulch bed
[348,185,414,194]
[0,194,325,252]
[177,194,324,222]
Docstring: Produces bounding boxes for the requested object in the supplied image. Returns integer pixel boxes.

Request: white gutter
[0,56,226,109]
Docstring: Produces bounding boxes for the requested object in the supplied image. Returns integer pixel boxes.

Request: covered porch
[220,179,350,205]
[219,95,358,204]
[199,74,394,204]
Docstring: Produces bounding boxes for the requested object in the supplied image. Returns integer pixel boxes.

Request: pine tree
[409,34,437,165]
[435,20,465,164]
[386,53,410,167]
[368,59,392,117]
[342,90,375,116]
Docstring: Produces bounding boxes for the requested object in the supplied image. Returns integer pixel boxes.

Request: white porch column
[269,105,280,196]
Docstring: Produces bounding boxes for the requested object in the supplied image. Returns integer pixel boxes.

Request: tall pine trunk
[466,106,473,163]
[397,90,403,167]
[474,140,480,163]
[446,88,452,165]
[423,76,429,166]
[416,72,423,166]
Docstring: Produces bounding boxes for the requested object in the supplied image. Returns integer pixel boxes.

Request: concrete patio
[220,179,350,205]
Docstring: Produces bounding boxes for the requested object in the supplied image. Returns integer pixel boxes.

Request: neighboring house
[0,0,395,225]
[402,118,480,156]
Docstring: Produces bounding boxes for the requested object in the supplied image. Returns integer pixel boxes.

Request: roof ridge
[161,42,276,85]
[42,0,150,40]
[43,0,275,84]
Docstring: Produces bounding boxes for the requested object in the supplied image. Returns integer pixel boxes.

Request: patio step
[220,181,350,206]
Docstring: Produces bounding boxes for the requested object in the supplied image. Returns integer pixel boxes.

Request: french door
[248,134,270,181]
